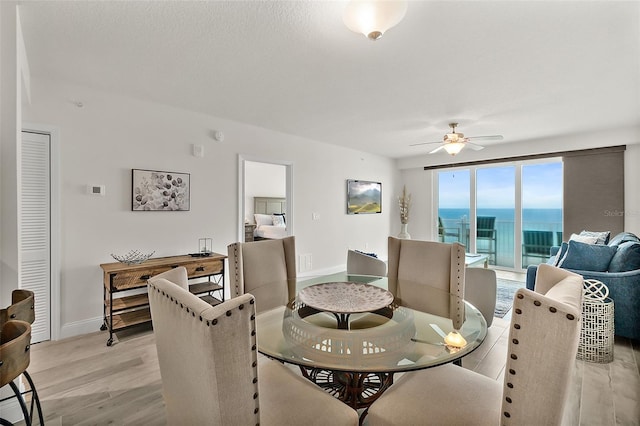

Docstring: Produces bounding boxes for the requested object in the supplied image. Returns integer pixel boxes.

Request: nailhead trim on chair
[149,282,262,424]
[232,243,241,298]
[502,291,578,421]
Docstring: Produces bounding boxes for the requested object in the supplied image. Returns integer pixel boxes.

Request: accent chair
[346,249,387,276]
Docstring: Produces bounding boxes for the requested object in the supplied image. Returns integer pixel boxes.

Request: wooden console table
[100,253,226,346]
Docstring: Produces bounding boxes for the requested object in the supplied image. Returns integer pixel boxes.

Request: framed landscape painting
[132,169,190,211]
[347,179,382,214]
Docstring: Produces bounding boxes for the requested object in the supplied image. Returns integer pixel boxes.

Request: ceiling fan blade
[409,140,442,147]
[466,142,485,151]
[466,135,504,142]
[429,145,446,154]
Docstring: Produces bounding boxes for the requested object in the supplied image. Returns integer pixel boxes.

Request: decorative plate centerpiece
[110,250,155,265]
[298,282,394,314]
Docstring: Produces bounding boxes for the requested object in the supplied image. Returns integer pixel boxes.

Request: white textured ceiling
[18,1,640,159]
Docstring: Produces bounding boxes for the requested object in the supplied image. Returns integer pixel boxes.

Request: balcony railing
[439,218,562,269]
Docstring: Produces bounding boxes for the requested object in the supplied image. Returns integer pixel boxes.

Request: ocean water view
[439,208,562,269]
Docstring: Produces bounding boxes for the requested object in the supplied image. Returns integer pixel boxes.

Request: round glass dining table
[255,272,488,414]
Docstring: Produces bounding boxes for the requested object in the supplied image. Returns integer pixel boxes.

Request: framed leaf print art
[132,169,190,211]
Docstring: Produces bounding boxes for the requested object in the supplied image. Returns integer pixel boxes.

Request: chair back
[477,216,496,239]
[501,264,582,424]
[522,230,554,255]
[228,236,296,313]
[387,237,465,328]
[464,268,496,327]
[148,266,189,290]
[0,290,35,330]
[148,277,259,425]
[0,320,32,387]
[346,250,387,276]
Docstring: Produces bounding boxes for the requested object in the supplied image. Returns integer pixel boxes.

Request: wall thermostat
[87,184,106,196]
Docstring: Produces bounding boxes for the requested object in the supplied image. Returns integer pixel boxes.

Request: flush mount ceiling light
[343,0,408,41]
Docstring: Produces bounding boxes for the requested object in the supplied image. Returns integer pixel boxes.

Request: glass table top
[255,272,488,374]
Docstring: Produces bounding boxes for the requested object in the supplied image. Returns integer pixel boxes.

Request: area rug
[494,278,526,318]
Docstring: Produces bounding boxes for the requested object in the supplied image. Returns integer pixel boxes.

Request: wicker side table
[577,279,614,363]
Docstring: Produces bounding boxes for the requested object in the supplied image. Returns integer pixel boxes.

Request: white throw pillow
[580,230,611,245]
[254,214,273,226]
[569,233,598,244]
[272,214,286,227]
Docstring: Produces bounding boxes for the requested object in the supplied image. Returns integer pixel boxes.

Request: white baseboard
[59,316,104,340]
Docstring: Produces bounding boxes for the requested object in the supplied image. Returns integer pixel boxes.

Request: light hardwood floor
[18,291,640,425]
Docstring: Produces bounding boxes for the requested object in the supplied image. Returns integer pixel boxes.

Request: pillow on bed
[272,214,286,227]
[254,214,273,226]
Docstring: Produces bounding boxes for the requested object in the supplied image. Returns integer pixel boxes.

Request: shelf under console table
[100,253,226,346]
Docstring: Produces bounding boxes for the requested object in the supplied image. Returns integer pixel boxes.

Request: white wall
[21,78,398,338]
[624,143,640,235]
[397,168,434,242]
[1,2,22,307]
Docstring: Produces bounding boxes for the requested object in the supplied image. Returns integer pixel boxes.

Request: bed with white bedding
[253,197,287,240]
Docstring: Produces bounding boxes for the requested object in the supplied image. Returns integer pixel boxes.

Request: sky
[438,162,562,209]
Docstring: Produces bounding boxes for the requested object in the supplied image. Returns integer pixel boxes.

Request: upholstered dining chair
[367,263,583,425]
[148,275,358,425]
[346,249,387,276]
[147,266,189,290]
[228,236,297,313]
[464,267,497,328]
[387,236,466,328]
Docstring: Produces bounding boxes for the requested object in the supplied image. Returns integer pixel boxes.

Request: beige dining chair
[346,249,387,276]
[227,236,297,313]
[148,275,358,425]
[387,236,466,329]
[147,265,189,290]
[367,263,583,425]
[464,267,497,327]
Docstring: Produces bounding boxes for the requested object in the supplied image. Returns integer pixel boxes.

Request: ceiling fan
[411,123,504,155]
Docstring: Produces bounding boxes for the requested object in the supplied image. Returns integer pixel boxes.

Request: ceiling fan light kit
[413,122,504,156]
[443,142,465,156]
[343,0,408,41]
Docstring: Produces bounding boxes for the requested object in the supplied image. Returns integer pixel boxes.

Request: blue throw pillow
[608,242,640,272]
[608,232,640,247]
[558,240,617,272]
[552,242,569,266]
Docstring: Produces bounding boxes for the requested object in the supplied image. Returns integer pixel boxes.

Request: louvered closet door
[21,131,51,343]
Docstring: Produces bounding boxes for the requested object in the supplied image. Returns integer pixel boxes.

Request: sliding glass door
[436,160,562,270]
[522,163,563,267]
[477,166,516,268]
[437,170,470,244]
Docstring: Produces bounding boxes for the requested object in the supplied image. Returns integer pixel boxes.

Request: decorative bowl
[111,250,155,265]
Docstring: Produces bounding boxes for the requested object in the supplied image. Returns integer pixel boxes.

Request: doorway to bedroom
[238,157,293,243]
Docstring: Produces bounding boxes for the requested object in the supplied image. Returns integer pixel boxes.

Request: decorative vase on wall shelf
[398,223,411,239]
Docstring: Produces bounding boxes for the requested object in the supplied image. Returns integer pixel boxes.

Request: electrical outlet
[299,254,313,272]
[312,212,320,220]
